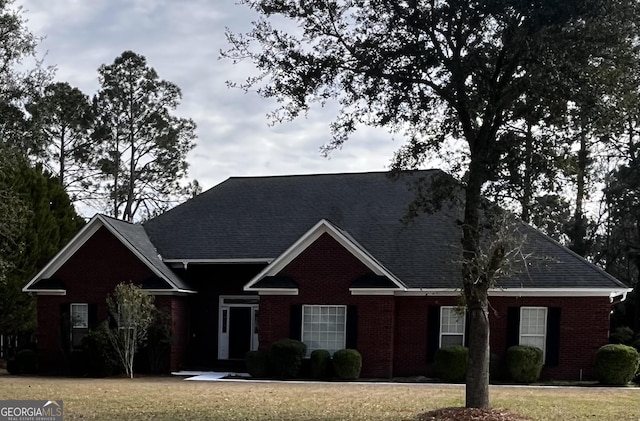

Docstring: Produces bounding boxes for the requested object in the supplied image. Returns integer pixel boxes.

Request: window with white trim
[519,307,547,360]
[70,303,88,348]
[302,305,346,356]
[440,306,465,347]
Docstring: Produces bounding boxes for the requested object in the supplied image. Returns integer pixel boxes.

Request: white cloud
[14,0,405,213]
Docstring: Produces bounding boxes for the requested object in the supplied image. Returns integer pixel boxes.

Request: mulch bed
[417,407,533,421]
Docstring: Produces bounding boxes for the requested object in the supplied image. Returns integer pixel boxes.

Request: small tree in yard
[106,283,155,378]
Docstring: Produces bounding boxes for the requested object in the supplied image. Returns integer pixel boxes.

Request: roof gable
[244,219,406,292]
[24,214,194,295]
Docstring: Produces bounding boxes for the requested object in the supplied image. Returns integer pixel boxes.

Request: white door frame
[218,295,259,360]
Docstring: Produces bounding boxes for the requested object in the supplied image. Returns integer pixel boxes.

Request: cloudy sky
[15,0,406,195]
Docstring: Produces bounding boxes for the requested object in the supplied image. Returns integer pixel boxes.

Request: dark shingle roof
[496,224,626,289]
[100,215,193,292]
[143,170,626,291]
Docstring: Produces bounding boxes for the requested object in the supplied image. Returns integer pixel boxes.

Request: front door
[218,296,259,360]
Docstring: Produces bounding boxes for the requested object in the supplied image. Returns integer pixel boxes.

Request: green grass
[0,375,638,420]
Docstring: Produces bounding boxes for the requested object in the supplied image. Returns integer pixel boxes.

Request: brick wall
[488,296,611,380]
[35,226,188,374]
[393,296,461,377]
[255,232,613,380]
[155,295,190,372]
[392,295,612,380]
[259,232,396,378]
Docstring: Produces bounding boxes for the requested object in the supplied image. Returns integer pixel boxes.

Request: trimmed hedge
[7,349,38,374]
[594,344,640,385]
[310,349,331,379]
[269,339,306,379]
[435,346,468,382]
[506,345,543,383]
[333,349,362,380]
[246,350,269,378]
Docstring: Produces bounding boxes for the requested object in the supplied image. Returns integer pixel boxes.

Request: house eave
[489,287,633,299]
[25,289,67,296]
[395,287,633,298]
[165,258,273,269]
[145,288,197,296]
[254,288,299,296]
[349,288,397,296]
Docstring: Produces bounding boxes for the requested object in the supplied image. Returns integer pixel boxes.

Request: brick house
[23,170,631,379]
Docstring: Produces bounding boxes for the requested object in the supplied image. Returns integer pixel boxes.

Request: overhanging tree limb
[223,0,638,408]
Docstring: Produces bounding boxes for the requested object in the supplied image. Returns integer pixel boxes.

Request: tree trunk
[465,285,490,408]
[59,126,66,187]
[123,99,136,222]
[520,121,534,223]
[113,134,120,219]
[571,124,589,256]
[462,158,490,408]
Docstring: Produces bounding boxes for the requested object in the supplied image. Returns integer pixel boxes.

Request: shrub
[610,326,635,345]
[609,326,640,353]
[7,349,38,374]
[136,310,171,374]
[506,345,543,383]
[299,357,312,378]
[434,346,468,382]
[6,358,19,374]
[82,322,120,377]
[333,349,362,380]
[310,349,331,379]
[594,344,640,385]
[245,350,269,378]
[269,339,306,379]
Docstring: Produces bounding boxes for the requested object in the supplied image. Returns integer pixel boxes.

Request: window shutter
[289,305,302,340]
[346,305,358,349]
[545,307,561,366]
[88,304,98,329]
[506,307,520,349]
[464,311,470,347]
[427,306,440,362]
[60,303,71,352]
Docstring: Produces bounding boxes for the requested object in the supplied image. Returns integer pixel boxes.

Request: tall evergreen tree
[93,51,197,221]
[224,0,638,407]
[0,145,84,337]
[27,82,96,198]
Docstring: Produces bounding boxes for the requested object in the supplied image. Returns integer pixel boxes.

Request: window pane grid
[519,307,547,361]
[71,303,88,328]
[302,305,346,356]
[440,306,465,347]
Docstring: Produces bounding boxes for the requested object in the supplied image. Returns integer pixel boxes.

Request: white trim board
[393,287,631,299]
[165,258,273,268]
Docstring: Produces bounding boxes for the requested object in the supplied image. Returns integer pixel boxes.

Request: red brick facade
[33,226,613,380]
[35,226,189,373]
[258,232,613,380]
[258,233,396,378]
[155,296,189,372]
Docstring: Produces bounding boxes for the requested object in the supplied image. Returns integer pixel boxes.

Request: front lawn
[0,374,637,420]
